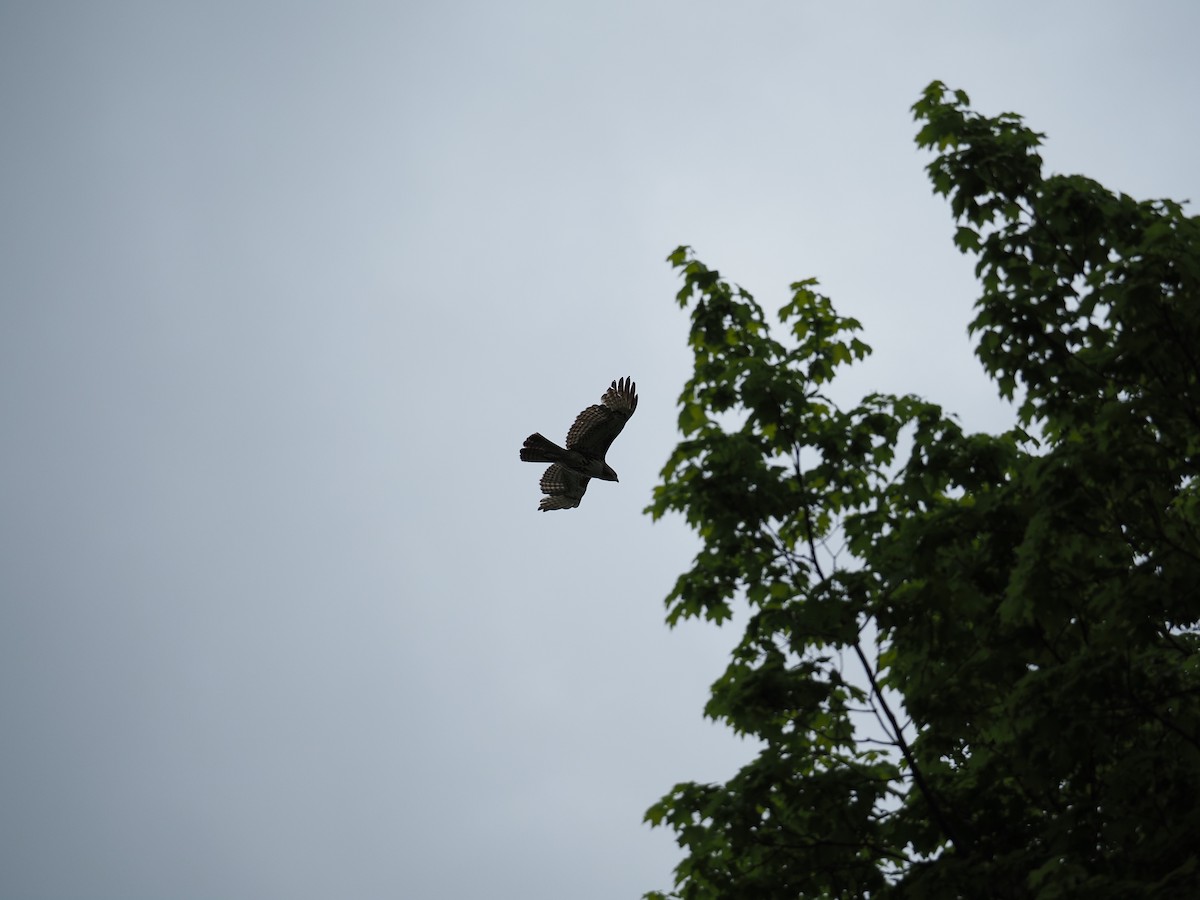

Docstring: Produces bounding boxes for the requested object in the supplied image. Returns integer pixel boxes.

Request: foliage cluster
[645,82,1200,899]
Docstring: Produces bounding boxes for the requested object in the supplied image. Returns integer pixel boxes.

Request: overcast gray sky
[2,3,1198,898]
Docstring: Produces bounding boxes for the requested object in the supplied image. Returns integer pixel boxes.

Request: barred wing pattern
[538,464,589,511]
[565,376,639,455]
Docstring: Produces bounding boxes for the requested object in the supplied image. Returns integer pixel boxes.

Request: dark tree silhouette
[644,82,1200,900]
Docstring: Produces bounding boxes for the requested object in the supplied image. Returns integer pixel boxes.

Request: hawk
[520,377,638,511]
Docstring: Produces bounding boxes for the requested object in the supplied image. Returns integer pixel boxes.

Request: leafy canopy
[644,81,1200,900]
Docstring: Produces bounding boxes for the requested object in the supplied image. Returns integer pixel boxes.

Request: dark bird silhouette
[520,377,638,510]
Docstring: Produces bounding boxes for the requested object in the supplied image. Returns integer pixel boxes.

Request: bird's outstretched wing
[565,377,638,457]
[538,464,589,511]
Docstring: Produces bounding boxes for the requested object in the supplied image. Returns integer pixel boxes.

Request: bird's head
[600,463,619,482]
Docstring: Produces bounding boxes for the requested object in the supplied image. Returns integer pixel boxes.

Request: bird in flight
[520,377,638,511]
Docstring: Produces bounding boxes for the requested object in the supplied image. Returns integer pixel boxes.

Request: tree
[644,82,1200,899]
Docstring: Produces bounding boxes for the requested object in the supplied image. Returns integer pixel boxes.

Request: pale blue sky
[2,3,1198,898]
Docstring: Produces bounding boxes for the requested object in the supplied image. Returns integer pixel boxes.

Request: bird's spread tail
[520,432,568,463]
